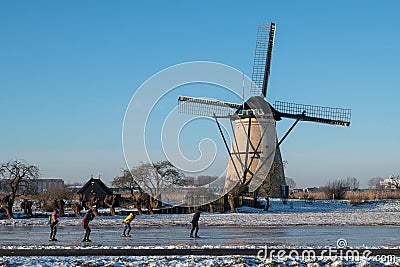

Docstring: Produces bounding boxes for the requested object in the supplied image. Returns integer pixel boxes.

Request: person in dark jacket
[190,207,203,238]
[82,210,94,242]
[49,209,59,241]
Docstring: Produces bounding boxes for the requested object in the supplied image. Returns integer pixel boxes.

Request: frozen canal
[1,225,399,247]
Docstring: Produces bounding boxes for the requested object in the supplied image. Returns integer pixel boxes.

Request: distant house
[303,187,320,193]
[196,176,218,186]
[65,184,83,194]
[34,178,64,193]
[380,177,399,190]
[0,178,64,195]
[77,177,113,208]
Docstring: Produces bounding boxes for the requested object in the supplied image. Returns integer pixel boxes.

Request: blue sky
[1,1,399,187]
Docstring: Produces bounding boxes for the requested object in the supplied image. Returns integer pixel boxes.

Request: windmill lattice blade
[274,101,351,127]
[178,96,241,117]
[251,22,276,97]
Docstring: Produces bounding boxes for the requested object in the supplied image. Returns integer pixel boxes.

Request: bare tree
[345,177,359,190]
[368,177,384,190]
[136,161,185,201]
[323,179,348,199]
[85,196,99,216]
[285,177,296,190]
[53,199,65,216]
[113,169,145,214]
[0,160,39,219]
[104,195,117,216]
[131,193,144,215]
[113,161,185,214]
[34,188,72,216]
[71,202,83,217]
[20,199,33,218]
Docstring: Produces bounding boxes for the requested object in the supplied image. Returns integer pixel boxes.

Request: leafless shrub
[323,179,348,199]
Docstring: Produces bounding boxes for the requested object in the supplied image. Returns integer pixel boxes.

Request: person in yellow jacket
[122,212,135,237]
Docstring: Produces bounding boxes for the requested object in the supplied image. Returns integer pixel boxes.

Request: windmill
[177,22,351,205]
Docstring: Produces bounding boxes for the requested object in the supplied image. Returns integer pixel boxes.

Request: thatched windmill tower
[178,22,351,207]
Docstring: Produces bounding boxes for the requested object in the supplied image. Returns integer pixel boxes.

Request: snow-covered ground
[1,254,399,266]
[2,198,400,227]
[1,199,400,266]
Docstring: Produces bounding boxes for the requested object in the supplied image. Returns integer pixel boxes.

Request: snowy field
[1,199,400,266]
[2,198,400,228]
[2,254,399,267]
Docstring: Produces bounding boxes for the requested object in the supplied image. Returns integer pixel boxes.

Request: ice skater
[82,210,94,242]
[190,207,203,238]
[49,209,59,241]
[122,212,135,237]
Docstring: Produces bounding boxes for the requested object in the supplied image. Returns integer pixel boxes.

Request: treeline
[290,176,400,204]
[0,159,187,219]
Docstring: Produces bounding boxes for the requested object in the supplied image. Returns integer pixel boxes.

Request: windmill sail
[176,21,352,202]
[273,100,351,127]
[251,22,276,98]
[178,95,241,117]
